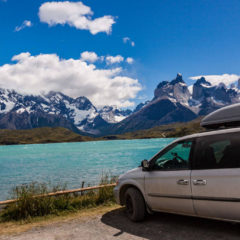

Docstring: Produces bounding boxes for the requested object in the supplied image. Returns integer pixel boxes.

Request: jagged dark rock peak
[107,73,240,135]
[195,77,211,86]
[154,73,190,106]
[192,76,240,115]
[192,77,212,100]
[156,81,169,89]
[170,73,184,85]
[133,101,150,113]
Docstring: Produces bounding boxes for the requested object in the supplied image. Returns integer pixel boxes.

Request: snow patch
[114,115,126,122]
[201,83,212,88]
[1,101,15,113]
[66,102,98,125]
[188,85,193,94]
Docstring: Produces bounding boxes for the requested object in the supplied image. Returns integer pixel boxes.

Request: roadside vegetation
[0,174,117,222]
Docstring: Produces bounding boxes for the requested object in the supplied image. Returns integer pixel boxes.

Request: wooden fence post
[0,183,116,206]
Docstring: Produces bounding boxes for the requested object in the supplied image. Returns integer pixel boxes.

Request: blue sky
[1,0,240,108]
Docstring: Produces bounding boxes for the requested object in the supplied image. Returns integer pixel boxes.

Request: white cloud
[123,37,135,47]
[190,74,240,87]
[39,1,116,35]
[126,57,134,64]
[106,55,124,64]
[80,51,98,63]
[15,20,32,32]
[80,52,133,65]
[123,37,130,43]
[0,52,141,107]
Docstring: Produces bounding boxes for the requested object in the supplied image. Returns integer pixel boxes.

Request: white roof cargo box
[201,103,240,129]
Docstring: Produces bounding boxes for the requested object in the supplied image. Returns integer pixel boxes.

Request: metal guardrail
[0,183,116,205]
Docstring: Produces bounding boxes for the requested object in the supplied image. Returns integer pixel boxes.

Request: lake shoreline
[0,138,174,201]
[0,119,203,146]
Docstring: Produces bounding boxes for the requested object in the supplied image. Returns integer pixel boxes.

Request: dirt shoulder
[1,205,240,240]
[0,204,120,237]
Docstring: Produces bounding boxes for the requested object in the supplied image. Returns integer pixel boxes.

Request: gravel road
[1,208,240,240]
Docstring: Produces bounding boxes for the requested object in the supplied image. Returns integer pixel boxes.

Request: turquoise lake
[0,138,174,201]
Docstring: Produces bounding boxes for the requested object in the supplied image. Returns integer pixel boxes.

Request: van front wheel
[124,187,146,221]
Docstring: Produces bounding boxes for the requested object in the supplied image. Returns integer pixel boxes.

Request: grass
[0,127,92,145]
[102,118,205,140]
[0,118,205,145]
[0,174,117,222]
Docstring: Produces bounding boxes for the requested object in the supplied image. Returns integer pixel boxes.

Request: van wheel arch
[120,184,154,215]
[124,187,146,221]
[119,184,144,205]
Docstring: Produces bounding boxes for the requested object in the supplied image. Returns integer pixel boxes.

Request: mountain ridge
[105,74,240,135]
[0,89,132,135]
[0,74,239,136]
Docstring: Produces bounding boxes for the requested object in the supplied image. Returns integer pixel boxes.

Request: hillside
[0,127,92,145]
[104,74,240,135]
[102,118,204,140]
[0,89,131,136]
[0,119,205,145]
[0,74,239,136]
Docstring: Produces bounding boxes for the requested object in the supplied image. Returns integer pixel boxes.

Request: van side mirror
[141,159,150,171]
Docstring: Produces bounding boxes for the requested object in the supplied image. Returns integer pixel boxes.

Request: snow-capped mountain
[108,74,240,134]
[154,73,191,106]
[99,106,132,123]
[153,73,240,116]
[0,89,129,135]
[1,73,240,136]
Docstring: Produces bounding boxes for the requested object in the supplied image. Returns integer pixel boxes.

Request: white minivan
[114,103,240,222]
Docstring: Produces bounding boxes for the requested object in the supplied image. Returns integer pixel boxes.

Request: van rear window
[194,133,240,169]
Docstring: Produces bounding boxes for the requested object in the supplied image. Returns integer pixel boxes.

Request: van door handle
[177,179,189,185]
[193,179,207,185]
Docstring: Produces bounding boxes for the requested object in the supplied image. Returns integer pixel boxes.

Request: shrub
[0,175,116,221]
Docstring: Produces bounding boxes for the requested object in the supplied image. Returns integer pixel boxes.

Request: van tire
[124,187,146,221]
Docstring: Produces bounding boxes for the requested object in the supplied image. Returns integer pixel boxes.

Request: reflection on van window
[210,140,231,164]
[153,141,192,170]
[196,134,240,169]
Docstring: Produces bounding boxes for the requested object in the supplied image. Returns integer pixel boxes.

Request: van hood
[119,167,143,180]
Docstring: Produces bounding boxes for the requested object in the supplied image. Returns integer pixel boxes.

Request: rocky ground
[0,207,239,240]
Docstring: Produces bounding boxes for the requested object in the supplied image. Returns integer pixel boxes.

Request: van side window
[152,141,192,170]
[194,133,240,169]
[210,140,231,164]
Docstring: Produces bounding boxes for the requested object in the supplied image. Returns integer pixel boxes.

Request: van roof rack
[201,103,240,129]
